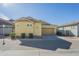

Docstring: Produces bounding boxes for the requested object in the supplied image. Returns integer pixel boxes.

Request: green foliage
[29,33,33,38]
[21,33,26,39]
[10,32,16,39]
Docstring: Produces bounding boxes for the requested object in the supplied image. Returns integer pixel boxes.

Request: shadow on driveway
[19,36,72,51]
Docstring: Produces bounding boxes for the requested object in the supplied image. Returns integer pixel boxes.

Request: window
[30,24,32,27]
[27,24,29,27]
[27,24,32,27]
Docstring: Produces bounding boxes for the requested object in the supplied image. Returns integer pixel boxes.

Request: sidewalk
[58,36,79,40]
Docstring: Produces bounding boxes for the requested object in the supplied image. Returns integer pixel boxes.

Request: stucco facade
[15,19,42,37]
[15,17,57,37]
[58,22,79,37]
[33,22,42,36]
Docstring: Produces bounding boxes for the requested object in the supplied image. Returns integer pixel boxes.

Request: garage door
[42,28,55,35]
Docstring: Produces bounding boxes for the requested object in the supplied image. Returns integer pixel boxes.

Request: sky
[0,3,79,25]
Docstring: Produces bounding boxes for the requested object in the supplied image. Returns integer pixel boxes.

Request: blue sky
[0,3,79,25]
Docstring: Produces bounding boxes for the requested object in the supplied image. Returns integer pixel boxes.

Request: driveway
[0,36,79,56]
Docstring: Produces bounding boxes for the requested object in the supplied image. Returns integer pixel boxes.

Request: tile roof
[59,20,79,27]
[16,16,51,25]
[9,19,15,24]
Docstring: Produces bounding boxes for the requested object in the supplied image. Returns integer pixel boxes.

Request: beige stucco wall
[15,19,56,37]
[33,22,42,36]
[15,20,42,37]
[15,21,34,36]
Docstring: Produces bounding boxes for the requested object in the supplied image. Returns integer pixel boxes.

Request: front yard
[0,36,79,56]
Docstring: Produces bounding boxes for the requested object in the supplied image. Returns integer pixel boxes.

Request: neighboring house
[15,16,57,37]
[9,19,15,24]
[0,18,13,36]
[58,21,79,37]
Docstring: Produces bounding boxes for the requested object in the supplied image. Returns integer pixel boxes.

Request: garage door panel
[42,28,55,35]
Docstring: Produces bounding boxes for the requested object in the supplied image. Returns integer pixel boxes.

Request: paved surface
[0,36,79,56]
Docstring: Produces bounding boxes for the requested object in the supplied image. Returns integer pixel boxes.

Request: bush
[5,34,9,36]
[21,33,26,39]
[10,32,15,40]
[29,33,33,38]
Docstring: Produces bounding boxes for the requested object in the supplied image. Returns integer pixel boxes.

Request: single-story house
[0,18,13,36]
[58,21,79,37]
[15,16,57,37]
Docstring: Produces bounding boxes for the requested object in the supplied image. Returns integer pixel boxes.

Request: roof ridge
[16,16,57,25]
[59,20,79,27]
[0,18,12,25]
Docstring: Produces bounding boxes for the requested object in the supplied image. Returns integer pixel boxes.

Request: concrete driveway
[0,36,79,56]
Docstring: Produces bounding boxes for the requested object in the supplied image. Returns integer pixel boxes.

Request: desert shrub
[29,33,33,38]
[10,32,16,40]
[21,33,26,39]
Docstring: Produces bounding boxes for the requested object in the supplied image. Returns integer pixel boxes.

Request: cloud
[0,12,9,20]
[2,3,15,7]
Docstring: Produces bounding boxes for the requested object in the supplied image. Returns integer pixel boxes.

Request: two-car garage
[42,25,57,35]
